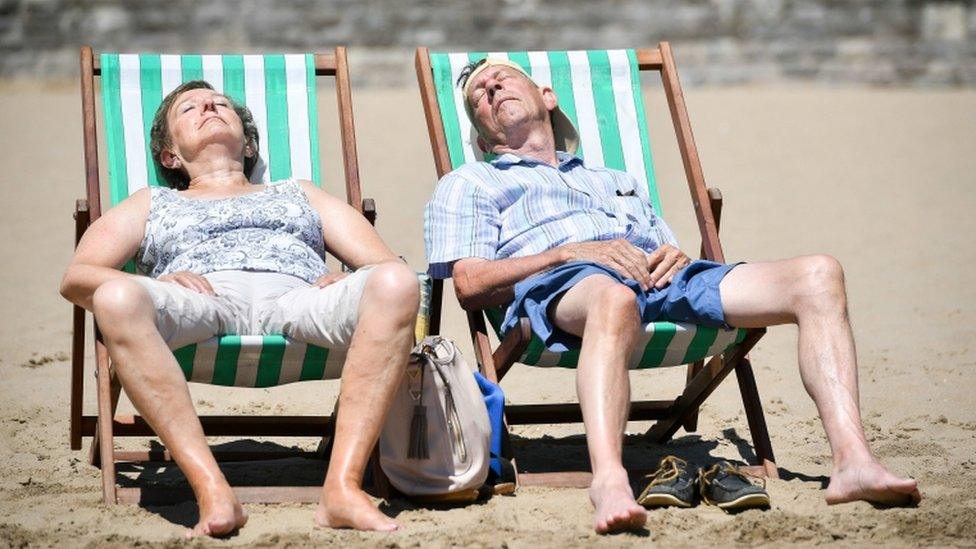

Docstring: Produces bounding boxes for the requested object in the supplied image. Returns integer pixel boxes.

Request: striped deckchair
[72,47,422,504]
[416,43,777,486]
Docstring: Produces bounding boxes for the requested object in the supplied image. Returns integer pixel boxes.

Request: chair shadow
[117,439,329,528]
[510,427,829,491]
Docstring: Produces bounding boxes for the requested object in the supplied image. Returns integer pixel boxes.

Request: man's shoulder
[434,161,508,195]
[444,160,500,181]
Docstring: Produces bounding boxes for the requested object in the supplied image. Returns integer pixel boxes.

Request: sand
[1,80,974,547]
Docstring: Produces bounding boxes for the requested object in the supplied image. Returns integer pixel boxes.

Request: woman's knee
[363,262,421,313]
[92,278,155,327]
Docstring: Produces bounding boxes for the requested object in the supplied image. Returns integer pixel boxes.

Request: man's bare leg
[92,279,246,538]
[719,255,920,505]
[316,262,420,531]
[549,275,647,533]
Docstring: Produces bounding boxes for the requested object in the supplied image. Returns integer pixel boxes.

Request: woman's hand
[158,271,215,295]
[312,271,349,289]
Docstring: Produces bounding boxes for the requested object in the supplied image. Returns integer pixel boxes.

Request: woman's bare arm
[60,189,150,311]
[299,181,400,269]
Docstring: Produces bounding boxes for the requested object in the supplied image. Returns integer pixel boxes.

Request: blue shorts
[500,260,739,353]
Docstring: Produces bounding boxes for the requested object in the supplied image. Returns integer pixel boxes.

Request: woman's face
[165,87,246,163]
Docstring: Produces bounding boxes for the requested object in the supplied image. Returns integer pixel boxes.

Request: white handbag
[379,336,490,501]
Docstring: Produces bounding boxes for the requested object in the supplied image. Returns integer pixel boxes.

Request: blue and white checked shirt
[425,152,678,279]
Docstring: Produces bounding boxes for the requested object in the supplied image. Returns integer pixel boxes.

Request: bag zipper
[428,342,468,464]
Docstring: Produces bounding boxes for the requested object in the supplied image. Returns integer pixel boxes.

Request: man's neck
[491,126,558,167]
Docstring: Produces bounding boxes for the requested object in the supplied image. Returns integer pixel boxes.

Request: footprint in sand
[20,351,69,368]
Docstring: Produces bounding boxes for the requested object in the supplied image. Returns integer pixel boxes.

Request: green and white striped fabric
[430,49,746,369]
[483,309,746,370]
[173,335,343,388]
[101,53,321,206]
[98,53,435,387]
[430,49,662,213]
[172,274,433,387]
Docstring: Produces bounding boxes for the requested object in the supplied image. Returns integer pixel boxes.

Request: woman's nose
[201,97,217,112]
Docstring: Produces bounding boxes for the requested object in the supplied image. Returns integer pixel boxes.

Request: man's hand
[158,271,215,295]
[646,244,691,289]
[312,271,349,289]
[558,239,652,290]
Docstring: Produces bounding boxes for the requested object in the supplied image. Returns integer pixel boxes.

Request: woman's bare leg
[316,262,420,531]
[92,278,246,537]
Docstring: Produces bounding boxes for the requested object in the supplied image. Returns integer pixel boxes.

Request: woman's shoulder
[267,178,310,193]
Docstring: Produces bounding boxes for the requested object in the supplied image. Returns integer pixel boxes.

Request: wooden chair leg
[369,444,393,499]
[70,306,86,450]
[735,358,778,478]
[646,329,764,444]
[92,341,118,504]
[681,360,704,432]
[89,359,121,468]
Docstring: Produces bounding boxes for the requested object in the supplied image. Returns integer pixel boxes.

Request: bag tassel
[408,404,429,459]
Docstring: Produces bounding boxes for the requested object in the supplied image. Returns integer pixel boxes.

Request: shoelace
[697,462,766,506]
[644,455,689,488]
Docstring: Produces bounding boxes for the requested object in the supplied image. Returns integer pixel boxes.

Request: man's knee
[363,262,420,316]
[589,281,640,325]
[792,254,847,314]
[92,278,154,323]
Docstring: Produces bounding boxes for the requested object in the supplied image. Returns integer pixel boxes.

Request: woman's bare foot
[589,470,647,534]
[825,459,921,506]
[186,485,248,538]
[316,484,400,532]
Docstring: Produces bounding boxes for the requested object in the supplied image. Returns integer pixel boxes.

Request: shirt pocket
[611,180,654,222]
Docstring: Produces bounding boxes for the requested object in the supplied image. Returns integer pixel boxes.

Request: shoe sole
[638,493,693,508]
[715,492,770,510]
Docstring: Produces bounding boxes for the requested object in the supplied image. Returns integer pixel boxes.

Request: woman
[60,81,417,536]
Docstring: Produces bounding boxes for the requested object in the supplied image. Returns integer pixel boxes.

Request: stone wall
[2,0,974,86]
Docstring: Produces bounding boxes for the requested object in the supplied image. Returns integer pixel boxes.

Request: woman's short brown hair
[149,80,260,190]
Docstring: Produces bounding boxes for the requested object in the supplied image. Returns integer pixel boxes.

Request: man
[424,59,920,534]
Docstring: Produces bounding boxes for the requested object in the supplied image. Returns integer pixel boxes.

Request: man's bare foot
[316,484,400,532]
[186,485,248,538]
[589,471,647,534]
[825,459,921,506]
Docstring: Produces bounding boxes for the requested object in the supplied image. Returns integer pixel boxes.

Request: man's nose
[487,82,501,102]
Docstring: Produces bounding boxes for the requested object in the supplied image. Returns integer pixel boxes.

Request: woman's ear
[476,135,489,153]
[243,139,256,158]
[160,149,181,169]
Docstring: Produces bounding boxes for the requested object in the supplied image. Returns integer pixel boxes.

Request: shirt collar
[490,150,584,169]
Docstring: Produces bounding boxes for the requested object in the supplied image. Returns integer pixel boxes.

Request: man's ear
[540,86,558,112]
[160,148,181,169]
[476,135,489,153]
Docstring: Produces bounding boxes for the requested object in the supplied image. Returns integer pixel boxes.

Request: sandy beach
[1,81,974,547]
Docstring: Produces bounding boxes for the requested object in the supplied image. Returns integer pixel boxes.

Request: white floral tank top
[137,179,328,283]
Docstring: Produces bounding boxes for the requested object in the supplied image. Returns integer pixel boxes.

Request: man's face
[465,66,555,149]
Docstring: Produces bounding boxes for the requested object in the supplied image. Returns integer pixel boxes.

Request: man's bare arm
[452,251,564,310]
[452,239,657,310]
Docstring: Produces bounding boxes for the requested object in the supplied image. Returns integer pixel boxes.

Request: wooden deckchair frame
[415,43,778,488]
[72,46,388,505]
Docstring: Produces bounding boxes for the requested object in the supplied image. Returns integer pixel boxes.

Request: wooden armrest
[707,187,722,230]
[362,198,376,225]
[492,317,532,381]
[699,187,723,260]
[74,199,90,245]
